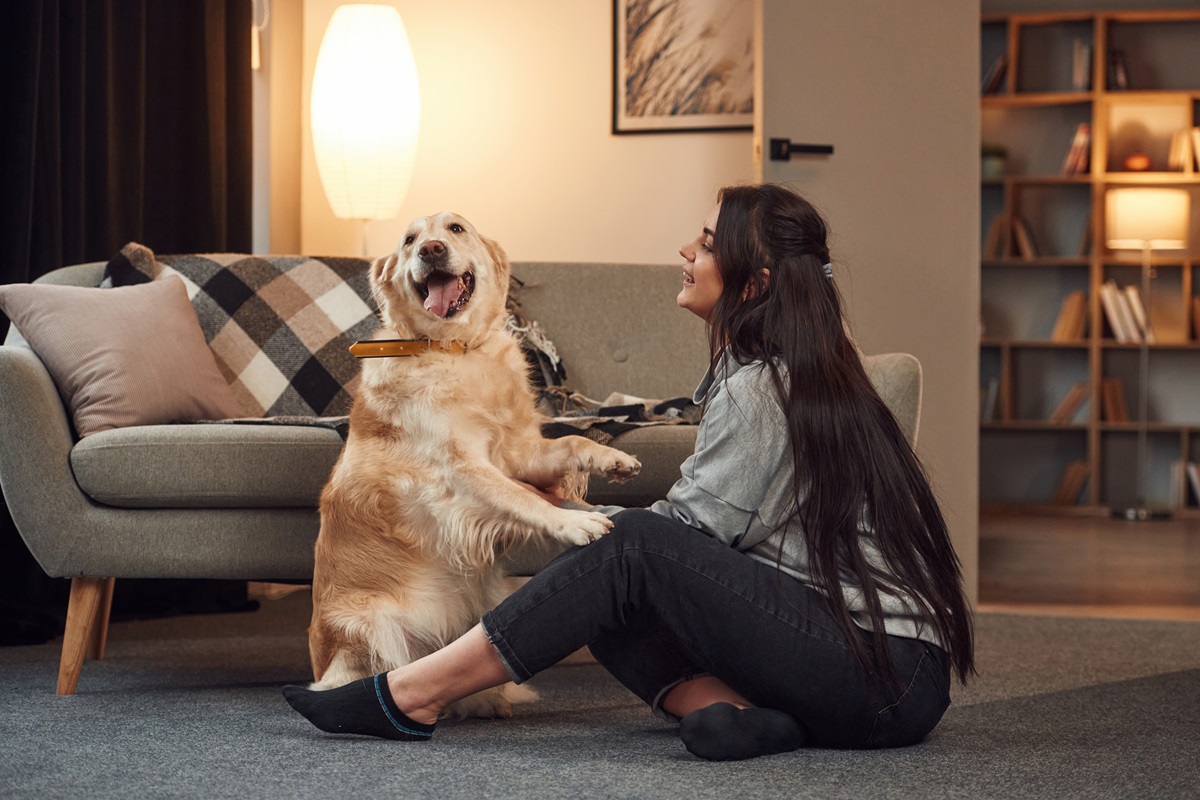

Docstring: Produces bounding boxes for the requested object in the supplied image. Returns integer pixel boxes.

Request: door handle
[769,138,834,161]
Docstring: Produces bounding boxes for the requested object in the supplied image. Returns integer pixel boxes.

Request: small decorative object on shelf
[982,143,1007,178]
[1122,152,1151,172]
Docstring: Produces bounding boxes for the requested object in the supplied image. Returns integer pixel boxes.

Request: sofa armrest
[0,343,90,575]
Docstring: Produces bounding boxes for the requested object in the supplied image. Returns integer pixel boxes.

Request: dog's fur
[308,212,640,718]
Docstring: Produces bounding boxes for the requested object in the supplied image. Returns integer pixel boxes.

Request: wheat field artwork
[614,0,754,133]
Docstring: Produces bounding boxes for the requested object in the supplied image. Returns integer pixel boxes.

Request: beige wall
[296,0,754,263]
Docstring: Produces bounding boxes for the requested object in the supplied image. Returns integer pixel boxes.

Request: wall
[297,0,754,263]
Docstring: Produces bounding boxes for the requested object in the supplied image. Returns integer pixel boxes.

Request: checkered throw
[105,243,378,417]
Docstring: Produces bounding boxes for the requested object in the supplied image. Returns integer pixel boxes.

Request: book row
[980,377,1130,424]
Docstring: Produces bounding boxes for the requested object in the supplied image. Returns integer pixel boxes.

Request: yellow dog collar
[349,339,467,358]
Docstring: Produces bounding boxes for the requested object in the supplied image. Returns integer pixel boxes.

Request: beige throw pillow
[0,277,245,437]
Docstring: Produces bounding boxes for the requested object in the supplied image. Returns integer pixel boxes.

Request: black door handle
[769,138,834,161]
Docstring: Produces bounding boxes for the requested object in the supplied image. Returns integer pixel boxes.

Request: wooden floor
[978,512,1200,621]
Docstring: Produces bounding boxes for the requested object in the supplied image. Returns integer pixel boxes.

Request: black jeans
[482,508,950,749]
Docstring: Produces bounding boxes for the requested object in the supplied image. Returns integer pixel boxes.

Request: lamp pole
[1130,241,1153,518]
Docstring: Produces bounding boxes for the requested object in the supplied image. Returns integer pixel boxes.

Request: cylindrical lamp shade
[1105,188,1190,250]
[311,4,420,220]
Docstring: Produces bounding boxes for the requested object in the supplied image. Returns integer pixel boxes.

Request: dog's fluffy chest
[354,333,541,468]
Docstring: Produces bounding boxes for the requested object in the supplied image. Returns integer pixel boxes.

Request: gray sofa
[0,258,921,694]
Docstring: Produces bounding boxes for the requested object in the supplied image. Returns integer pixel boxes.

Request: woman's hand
[512,479,569,508]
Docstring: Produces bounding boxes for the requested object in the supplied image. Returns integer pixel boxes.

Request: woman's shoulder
[721,358,784,410]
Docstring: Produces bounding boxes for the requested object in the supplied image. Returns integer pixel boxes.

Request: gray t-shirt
[595,351,940,647]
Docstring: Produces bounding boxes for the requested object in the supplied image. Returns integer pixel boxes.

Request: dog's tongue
[423,273,465,318]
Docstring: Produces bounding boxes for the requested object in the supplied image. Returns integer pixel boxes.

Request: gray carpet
[1,591,1197,799]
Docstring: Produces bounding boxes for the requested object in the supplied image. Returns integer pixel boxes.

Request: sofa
[0,253,921,695]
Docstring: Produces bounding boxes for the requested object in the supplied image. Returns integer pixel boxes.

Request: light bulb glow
[311,4,420,220]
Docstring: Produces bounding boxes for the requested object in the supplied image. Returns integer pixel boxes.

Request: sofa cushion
[71,423,346,508]
[105,243,379,417]
[0,278,244,438]
[69,421,694,510]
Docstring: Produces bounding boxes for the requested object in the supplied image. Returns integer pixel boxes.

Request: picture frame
[612,0,754,135]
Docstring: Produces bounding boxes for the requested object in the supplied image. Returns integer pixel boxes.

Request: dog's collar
[349,339,467,358]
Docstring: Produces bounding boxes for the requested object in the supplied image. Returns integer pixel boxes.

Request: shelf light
[1105,187,1189,252]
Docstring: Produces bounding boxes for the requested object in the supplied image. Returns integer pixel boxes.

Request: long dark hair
[708,183,974,686]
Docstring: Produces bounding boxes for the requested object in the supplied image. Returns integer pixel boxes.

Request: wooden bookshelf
[979,9,1200,515]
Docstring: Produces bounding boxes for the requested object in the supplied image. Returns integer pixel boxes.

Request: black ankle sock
[282,674,436,741]
[679,702,805,761]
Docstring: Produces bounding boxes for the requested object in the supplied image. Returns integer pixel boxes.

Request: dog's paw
[444,688,513,720]
[594,450,641,483]
[550,508,614,547]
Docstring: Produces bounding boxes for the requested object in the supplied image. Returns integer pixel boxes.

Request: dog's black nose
[419,240,447,261]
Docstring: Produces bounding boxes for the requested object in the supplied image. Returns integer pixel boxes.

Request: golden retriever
[307,212,641,718]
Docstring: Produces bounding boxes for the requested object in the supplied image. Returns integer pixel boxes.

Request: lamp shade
[311,4,420,220]
[1105,187,1190,250]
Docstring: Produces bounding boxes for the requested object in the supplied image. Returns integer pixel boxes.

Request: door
[757,0,980,600]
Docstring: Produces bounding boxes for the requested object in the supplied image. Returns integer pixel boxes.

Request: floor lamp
[311,4,421,257]
[1104,187,1191,520]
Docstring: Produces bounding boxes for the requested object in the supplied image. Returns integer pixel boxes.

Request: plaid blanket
[535,388,701,444]
[188,391,699,446]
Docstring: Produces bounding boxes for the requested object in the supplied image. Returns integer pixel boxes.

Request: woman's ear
[741,268,770,301]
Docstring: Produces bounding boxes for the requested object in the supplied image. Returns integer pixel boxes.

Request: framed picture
[612,0,755,134]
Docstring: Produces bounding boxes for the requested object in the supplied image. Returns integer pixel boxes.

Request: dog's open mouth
[417,271,475,319]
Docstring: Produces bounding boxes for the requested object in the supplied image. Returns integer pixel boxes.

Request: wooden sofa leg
[87,577,116,661]
[57,577,106,696]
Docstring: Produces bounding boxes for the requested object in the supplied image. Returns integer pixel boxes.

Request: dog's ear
[370,252,397,285]
[481,236,510,287]
[369,253,399,321]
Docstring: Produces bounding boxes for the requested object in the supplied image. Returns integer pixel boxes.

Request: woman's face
[677,203,724,321]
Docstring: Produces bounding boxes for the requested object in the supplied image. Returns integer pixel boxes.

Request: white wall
[299,0,755,263]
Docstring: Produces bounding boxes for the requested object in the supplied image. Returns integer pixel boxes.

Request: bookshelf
[979,9,1200,515]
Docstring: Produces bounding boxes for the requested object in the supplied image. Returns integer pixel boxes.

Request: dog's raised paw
[596,452,641,483]
[604,455,643,482]
[550,508,613,546]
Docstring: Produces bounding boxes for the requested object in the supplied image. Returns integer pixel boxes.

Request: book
[1108,49,1129,90]
[981,377,1000,423]
[1052,460,1090,505]
[1012,217,1038,259]
[1099,281,1137,343]
[1101,377,1130,423]
[1113,283,1140,343]
[1193,127,1200,171]
[1077,212,1093,257]
[1049,381,1088,424]
[1061,123,1090,175]
[1168,130,1192,172]
[1071,40,1092,91]
[1050,290,1087,341]
[981,54,1007,94]
[1188,463,1200,508]
[984,214,1008,260]
[1122,285,1154,343]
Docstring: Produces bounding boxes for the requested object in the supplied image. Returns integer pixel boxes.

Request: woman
[284,183,974,761]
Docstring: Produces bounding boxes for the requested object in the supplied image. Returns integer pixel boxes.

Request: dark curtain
[0,0,254,645]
